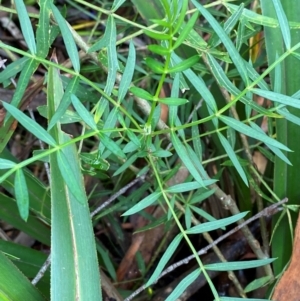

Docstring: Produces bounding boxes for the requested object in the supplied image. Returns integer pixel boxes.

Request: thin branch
[0,58,7,68]
[124,198,288,301]
[31,254,51,285]
[90,174,146,217]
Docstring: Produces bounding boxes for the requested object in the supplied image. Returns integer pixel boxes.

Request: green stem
[149,155,220,300]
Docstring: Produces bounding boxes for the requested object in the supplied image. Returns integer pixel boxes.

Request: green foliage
[0,0,299,300]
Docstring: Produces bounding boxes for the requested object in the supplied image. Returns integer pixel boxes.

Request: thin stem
[149,155,220,300]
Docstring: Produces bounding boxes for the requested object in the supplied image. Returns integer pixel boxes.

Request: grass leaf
[165,269,201,301]
[113,153,139,176]
[0,58,39,155]
[186,211,248,234]
[111,0,126,12]
[219,297,266,301]
[71,94,97,130]
[171,132,205,186]
[56,150,87,204]
[207,54,280,118]
[205,258,275,271]
[0,251,45,301]
[2,101,57,147]
[217,132,248,186]
[191,0,249,86]
[244,276,272,293]
[167,180,217,193]
[118,41,136,102]
[0,57,29,84]
[51,3,80,72]
[50,134,102,300]
[252,88,300,109]
[272,0,291,49]
[36,0,51,57]
[159,97,188,105]
[146,234,183,287]
[130,87,154,101]
[14,0,36,54]
[48,76,79,130]
[219,115,291,151]
[172,53,218,112]
[122,191,162,216]
[173,12,199,50]
[14,169,29,221]
[145,57,165,73]
[98,133,126,159]
[167,55,199,73]
[0,159,16,169]
[249,121,291,165]
[144,30,171,40]
[148,44,170,55]
[0,193,50,245]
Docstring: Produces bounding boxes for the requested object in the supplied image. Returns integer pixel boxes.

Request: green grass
[0,0,299,300]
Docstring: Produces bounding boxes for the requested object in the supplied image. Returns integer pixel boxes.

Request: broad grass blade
[0,251,44,300]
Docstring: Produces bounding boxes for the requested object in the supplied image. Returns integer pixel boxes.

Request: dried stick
[31,254,51,285]
[91,174,146,217]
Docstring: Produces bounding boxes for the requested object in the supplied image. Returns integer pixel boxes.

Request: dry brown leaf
[253,151,267,175]
[272,212,300,301]
[116,232,145,287]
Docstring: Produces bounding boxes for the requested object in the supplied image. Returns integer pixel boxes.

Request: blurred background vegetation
[0,0,299,300]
